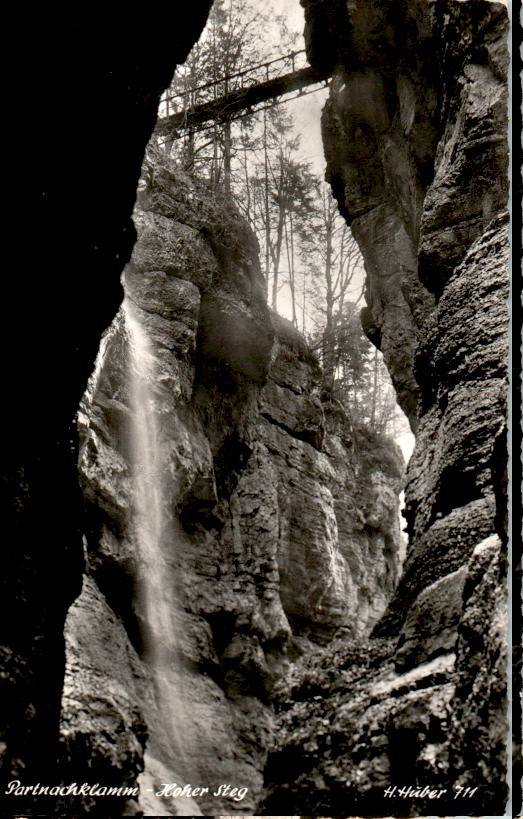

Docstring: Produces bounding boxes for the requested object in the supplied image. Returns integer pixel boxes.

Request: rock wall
[1,6,213,814]
[60,148,404,814]
[263,0,509,813]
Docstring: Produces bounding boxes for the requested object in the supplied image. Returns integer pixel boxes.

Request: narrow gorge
[1,1,511,817]
[58,151,404,816]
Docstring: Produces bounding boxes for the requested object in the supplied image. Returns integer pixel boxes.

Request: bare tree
[302,185,363,387]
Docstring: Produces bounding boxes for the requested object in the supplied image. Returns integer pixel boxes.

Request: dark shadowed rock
[1,5,213,806]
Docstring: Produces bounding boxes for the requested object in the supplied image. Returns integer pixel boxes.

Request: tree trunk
[184,130,195,171]
[223,119,231,192]
[322,218,335,388]
[263,109,270,288]
[241,128,252,226]
[270,207,285,312]
[285,212,297,326]
[370,346,379,429]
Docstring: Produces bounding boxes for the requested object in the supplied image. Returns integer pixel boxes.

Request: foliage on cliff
[352,424,404,481]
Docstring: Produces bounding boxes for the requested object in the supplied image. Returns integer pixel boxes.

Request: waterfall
[123,294,194,781]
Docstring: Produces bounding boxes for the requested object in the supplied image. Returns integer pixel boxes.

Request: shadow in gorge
[1,4,214,815]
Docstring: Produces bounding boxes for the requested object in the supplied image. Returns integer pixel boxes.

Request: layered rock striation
[263,0,510,813]
[60,149,404,814]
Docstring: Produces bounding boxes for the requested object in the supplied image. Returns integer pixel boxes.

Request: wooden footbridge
[156,49,330,137]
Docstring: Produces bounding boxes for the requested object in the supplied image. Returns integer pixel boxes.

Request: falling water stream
[124,295,195,786]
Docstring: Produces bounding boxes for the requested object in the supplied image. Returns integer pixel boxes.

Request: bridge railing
[159,49,310,118]
[157,49,329,138]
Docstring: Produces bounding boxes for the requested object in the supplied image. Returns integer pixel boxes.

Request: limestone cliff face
[60,149,404,814]
[267,0,509,813]
[302,0,508,622]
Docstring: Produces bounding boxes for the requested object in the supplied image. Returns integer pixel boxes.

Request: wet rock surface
[58,577,149,816]
[62,148,404,814]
